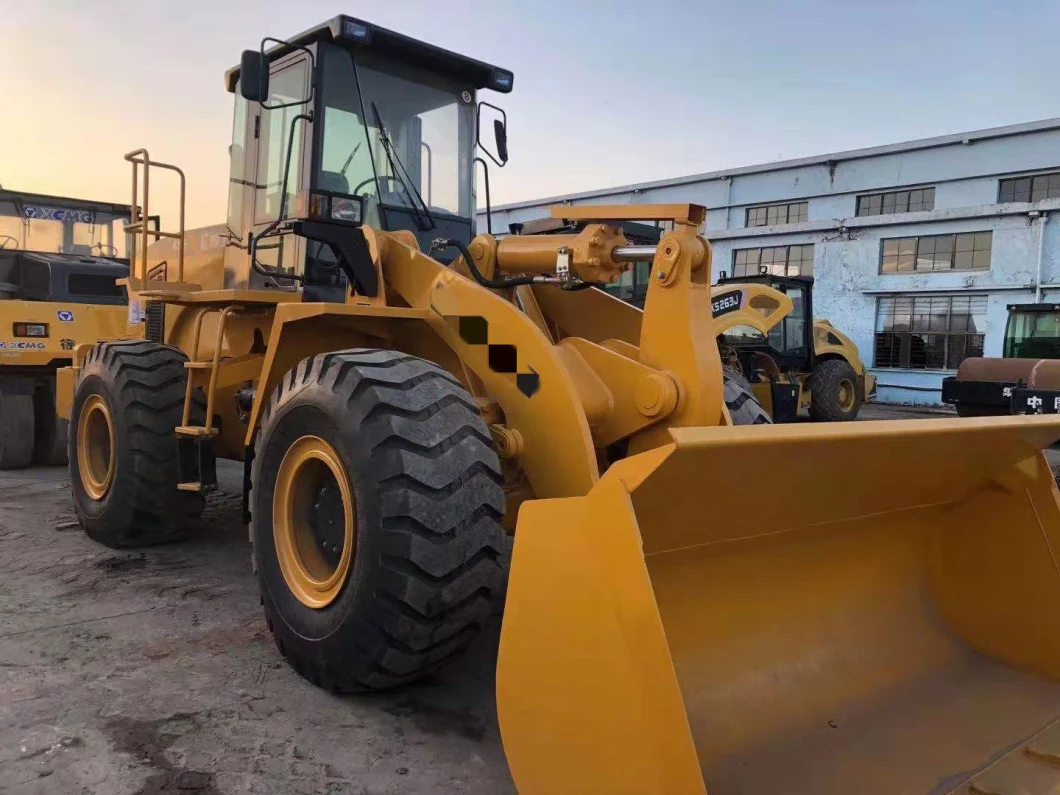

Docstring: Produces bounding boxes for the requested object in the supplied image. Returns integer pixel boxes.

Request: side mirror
[240,50,269,103]
[493,119,509,166]
[477,101,508,168]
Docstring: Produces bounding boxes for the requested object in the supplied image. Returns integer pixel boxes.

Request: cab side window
[253,60,310,224]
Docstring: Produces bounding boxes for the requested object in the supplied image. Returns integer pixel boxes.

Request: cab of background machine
[0,190,133,303]
[220,15,512,299]
[0,191,134,263]
[1003,303,1060,359]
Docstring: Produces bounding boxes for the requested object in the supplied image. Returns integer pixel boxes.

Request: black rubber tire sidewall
[251,351,507,692]
[33,383,68,467]
[69,342,203,547]
[0,382,35,469]
[723,367,772,425]
[809,359,862,422]
[70,369,137,531]
[253,402,375,656]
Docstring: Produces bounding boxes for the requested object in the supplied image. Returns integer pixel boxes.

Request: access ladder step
[176,433,217,494]
[175,425,220,438]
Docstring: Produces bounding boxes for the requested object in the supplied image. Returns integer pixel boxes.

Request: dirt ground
[0,401,1033,794]
[0,463,513,795]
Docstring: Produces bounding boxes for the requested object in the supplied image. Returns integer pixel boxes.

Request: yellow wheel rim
[838,379,856,412]
[273,435,355,609]
[77,394,116,501]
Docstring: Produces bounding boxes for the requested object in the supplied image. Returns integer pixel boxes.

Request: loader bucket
[498,416,1060,795]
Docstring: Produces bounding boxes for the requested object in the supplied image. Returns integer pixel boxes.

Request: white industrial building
[477,118,1060,404]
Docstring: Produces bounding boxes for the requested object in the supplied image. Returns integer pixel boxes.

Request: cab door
[244,53,313,290]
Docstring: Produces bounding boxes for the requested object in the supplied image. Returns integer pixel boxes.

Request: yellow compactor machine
[57,16,1060,794]
[0,190,131,468]
[710,274,874,422]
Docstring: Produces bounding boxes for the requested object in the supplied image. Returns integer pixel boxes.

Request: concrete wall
[476,120,1060,405]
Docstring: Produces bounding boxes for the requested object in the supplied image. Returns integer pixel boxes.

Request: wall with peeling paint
[478,118,1060,405]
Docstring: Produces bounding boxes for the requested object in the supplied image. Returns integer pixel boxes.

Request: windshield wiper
[370,102,435,232]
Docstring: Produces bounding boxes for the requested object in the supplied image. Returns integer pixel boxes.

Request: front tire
[809,359,862,422]
[252,350,507,692]
[724,367,772,426]
[70,340,204,547]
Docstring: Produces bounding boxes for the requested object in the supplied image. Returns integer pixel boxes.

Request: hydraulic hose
[438,239,537,289]
[434,239,606,292]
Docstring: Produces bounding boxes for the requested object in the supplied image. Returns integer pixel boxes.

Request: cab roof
[224,16,513,94]
[0,189,133,217]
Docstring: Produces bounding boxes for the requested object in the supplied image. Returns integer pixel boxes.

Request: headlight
[342,18,372,42]
[331,197,362,223]
[490,69,514,92]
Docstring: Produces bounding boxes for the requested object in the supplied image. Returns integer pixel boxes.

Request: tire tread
[723,367,772,426]
[74,340,204,546]
[254,349,505,692]
[809,358,862,422]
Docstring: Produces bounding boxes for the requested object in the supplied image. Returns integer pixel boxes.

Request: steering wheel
[0,235,17,250]
[352,175,409,199]
[92,242,118,257]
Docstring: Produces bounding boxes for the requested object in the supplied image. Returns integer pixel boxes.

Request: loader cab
[222,16,513,295]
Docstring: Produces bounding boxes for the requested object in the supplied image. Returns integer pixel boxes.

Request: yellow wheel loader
[711,273,875,422]
[0,190,131,468]
[55,16,1060,794]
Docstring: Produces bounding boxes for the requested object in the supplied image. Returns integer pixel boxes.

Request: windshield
[0,196,129,259]
[315,44,475,223]
[1004,310,1060,358]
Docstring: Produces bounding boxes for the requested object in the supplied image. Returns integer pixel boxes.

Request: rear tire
[33,382,68,467]
[724,368,772,425]
[70,340,205,548]
[809,359,862,422]
[0,378,35,469]
[252,350,507,692]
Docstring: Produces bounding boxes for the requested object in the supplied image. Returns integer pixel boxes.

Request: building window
[857,187,935,217]
[732,244,814,277]
[745,202,808,227]
[999,172,1060,203]
[880,231,991,273]
[874,294,986,369]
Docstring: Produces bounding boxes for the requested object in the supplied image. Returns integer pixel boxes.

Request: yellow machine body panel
[500,414,1060,794]
[0,300,128,367]
[143,224,227,289]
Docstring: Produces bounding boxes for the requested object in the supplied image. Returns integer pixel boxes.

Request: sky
[2,0,1058,228]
